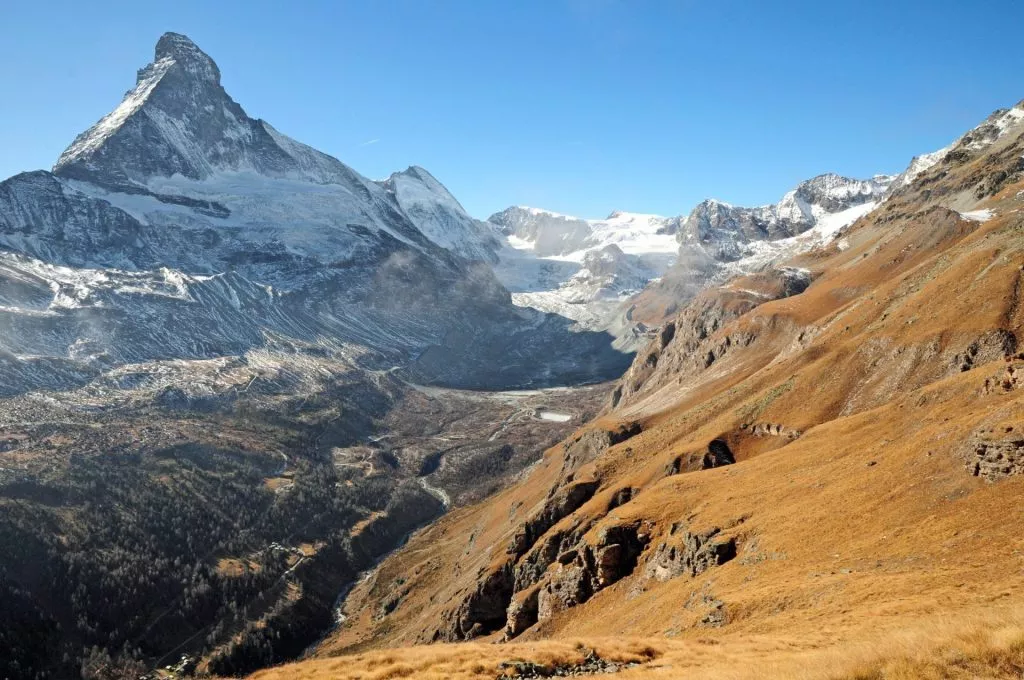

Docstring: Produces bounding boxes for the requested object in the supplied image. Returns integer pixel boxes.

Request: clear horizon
[2,0,1023,220]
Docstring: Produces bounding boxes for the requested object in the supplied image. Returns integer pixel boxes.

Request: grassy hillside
[253,106,1024,679]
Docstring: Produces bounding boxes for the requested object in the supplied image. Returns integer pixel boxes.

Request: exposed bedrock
[741,422,802,439]
[612,267,811,408]
[508,480,600,561]
[643,523,737,582]
[961,426,1024,481]
[531,523,649,631]
[950,329,1018,373]
[559,423,642,481]
[667,438,737,475]
[982,354,1023,394]
[444,563,516,641]
[440,478,601,641]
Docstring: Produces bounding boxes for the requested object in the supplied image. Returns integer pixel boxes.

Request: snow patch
[959,208,994,222]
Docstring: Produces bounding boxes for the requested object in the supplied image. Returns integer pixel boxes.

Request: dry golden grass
[676,607,1024,680]
[250,608,1024,679]
[350,511,387,538]
[215,557,260,577]
[249,638,660,680]
[263,476,292,491]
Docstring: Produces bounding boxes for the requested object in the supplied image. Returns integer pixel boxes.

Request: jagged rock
[508,480,599,560]
[537,560,592,622]
[528,523,648,631]
[644,524,736,582]
[659,321,677,349]
[560,424,642,477]
[961,427,1024,481]
[444,479,604,641]
[613,268,809,408]
[950,330,1017,373]
[743,422,802,439]
[606,487,636,511]
[667,438,737,475]
[446,563,515,640]
[504,586,540,639]
[497,649,641,678]
[515,530,570,591]
[700,601,728,628]
[983,356,1023,394]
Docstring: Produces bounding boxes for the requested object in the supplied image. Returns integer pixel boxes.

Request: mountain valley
[1,28,1023,680]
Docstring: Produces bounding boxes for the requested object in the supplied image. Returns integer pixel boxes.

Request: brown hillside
[253,107,1024,678]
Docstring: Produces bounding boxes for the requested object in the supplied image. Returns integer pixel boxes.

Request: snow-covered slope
[380,166,500,263]
[490,206,678,260]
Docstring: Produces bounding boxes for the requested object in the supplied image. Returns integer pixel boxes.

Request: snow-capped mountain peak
[678,172,893,260]
[154,31,221,83]
[0,32,639,396]
[53,33,372,191]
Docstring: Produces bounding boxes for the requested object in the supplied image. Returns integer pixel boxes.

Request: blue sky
[2,0,1023,219]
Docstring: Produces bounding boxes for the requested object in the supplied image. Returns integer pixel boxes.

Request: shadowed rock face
[507,523,650,637]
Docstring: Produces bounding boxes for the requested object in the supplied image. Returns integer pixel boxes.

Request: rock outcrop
[643,523,737,582]
[950,330,1017,373]
[961,426,1024,481]
[441,478,602,640]
[983,356,1023,394]
[742,422,802,440]
[520,523,650,636]
[509,480,600,560]
[559,424,642,480]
